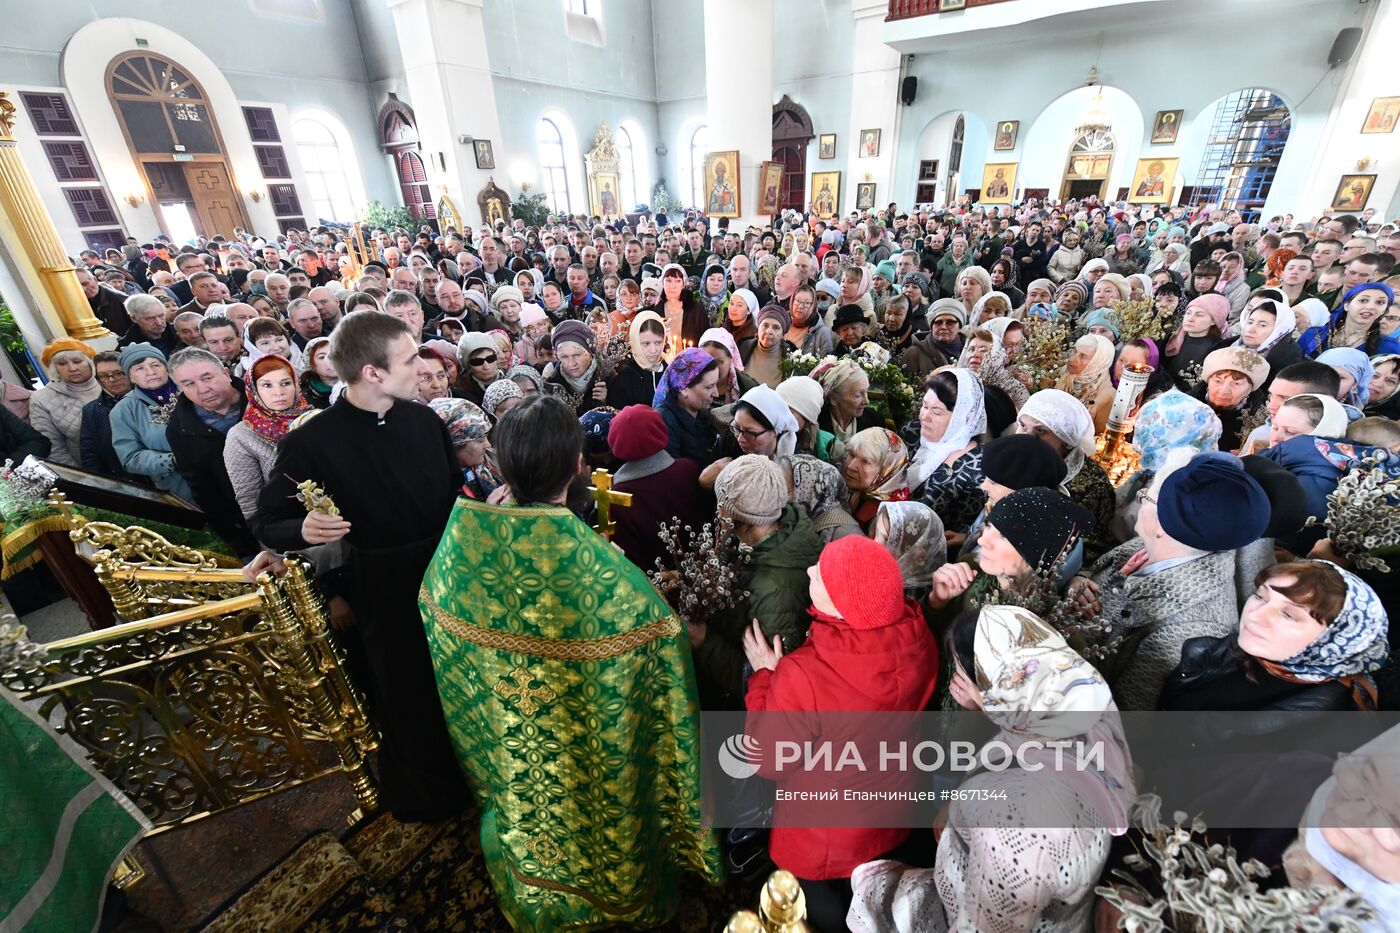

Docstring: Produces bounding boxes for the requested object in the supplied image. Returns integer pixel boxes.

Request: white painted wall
[1017,86,1145,201]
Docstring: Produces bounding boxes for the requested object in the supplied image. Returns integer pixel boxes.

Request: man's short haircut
[168,347,223,373]
[1347,416,1400,448]
[493,395,583,505]
[567,262,587,274]
[188,270,217,286]
[265,272,290,288]
[287,297,317,317]
[173,310,203,327]
[176,253,206,270]
[93,350,121,367]
[1355,252,1386,269]
[1316,238,1345,252]
[384,288,421,312]
[200,313,238,336]
[124,293,166,319]
[328,311,413,384]
[1276,360,1342,397]
[1334,215,1361,234]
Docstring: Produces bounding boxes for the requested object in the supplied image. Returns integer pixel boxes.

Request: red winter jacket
[744,602,939,880]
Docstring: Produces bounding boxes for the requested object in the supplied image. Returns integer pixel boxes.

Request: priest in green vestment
[419,395,722,931]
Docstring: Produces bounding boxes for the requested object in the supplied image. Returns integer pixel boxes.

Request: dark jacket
[79,392,129,478]
[0,405,50,462]
[900,335,953,384]
[1162,636,1355,714]
[611,455,705,574]
[605,358,666,411]
[656,393,717,464]
[165,387,259,557]
[1011,237,1049,282]
[1260,435,1395,555]
[118,324,181,357]
[89,285,133,334]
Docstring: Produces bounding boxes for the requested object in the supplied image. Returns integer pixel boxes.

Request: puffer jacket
[109,387,194,501]
[694,504,823,703]
[1046,243,1085,283]
[29,384,91,466]
[1162,636,1355,716]
[1260,435,1397,555]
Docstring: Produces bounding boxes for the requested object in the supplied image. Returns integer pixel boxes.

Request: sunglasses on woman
[468,353,498,367]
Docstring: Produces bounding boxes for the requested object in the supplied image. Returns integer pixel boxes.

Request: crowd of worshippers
[5,197,1397,931]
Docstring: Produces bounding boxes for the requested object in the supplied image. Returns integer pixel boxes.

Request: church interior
[2,0,1400,931]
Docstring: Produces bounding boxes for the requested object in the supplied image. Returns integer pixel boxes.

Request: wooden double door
[143,160,248,238]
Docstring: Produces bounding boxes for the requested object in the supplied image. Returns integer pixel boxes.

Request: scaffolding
[1189,89,1291,222]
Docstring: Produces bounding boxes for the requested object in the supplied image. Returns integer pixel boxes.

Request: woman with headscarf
[1054,333,1116,433]
[1316,347,1375,410]
[1014,278,1055,319]
[455,331,504,408]
[1264,247,1298,286]
[872,500,947,601]
[877,296,916,356]
[955,266,994,321]
[1163,293,1231,389]
[223,354,313,521]
[849,604,1133,933]
[1126,272,1153,303]
[776,452,861,543]
[606,311,669,410]
[29,339,101,466]
[659,263,707,348]
[1233,292,1302,387]
[1014,390,1118,563]
[697,262,729,322]
[1114,388,1223,540]
[813,357,883,444]
[482,378,524,420]
[908,369,988,539]
[427,397,502,500]
[842,427,910,531]
[505,363,545,397]
[1047,229,1085,283]
[1300,282,1400,357]
[652,346,720,464]
[1089,272,1129,312]
[1105,234,1141,276]
[722,287,759,346]
[1076,256,1110,289]
[545,320,607,416]
[1364,353,1400,419]
[969,292,1014,328]
[698,326,755,406]
[514,267,544,306]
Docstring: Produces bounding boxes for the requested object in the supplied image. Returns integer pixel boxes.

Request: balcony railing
[888,0,1019,21]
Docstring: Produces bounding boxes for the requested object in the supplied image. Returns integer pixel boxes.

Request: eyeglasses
[96,372,126,383]
[730,421,773,441]
[1382,314,1400,325]
[1135,488,1157,506]
[468,354,498,367]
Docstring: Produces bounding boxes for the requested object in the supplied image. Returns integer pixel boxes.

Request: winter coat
[166,391,259,557]
[1046,244,1084,283]
[1259,435,1394,556]
[694,504,822,704]
[605,357,667,411]
[0,404,50,463]
[746,599,939,880]
[222,420,278,520]
[80,393,128,478]
[612,456,705,574]
[656,393,718,465]
[110,387,193,501]
[1300,306,1400,357]
[88,284,132,334]
[1088,541,1240,711]
[935,251,974,298]
[1161,636,1354,715]
[792,318,836,359]
[29,384,91,466]
[899,335,953,384]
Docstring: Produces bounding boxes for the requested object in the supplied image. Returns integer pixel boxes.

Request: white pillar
[845,0,903,215]
[388,0,506,228]
[704,0,774,231]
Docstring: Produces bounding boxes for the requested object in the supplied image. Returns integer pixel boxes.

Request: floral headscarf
[811,357,864,398]
[876,500,947,597]
[651,346,715,408]
[1317,347,1375,407]
[1255,561,1389,710]
[482,378,523,418]
[428,396,491,444]
[776,453,848,521]
[506,363,545,395]
[243,354,311,445]
[1131,389,1222,473]
[698,326,744,403]
[845,427,910,516]
[1367,353,1400,408]
[973,605,1134,833]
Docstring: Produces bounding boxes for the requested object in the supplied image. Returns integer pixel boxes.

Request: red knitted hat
[818,536,906,630]
[608,404,670,462]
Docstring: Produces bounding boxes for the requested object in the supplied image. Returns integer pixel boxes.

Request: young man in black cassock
[252,311,469,822]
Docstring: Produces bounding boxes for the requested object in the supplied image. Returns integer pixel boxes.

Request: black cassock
[254,395,470,821]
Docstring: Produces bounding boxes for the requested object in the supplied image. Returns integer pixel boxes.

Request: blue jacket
[109,387,195,501]
[1260,434,1396,554]
[1299,307,1400,357]
[79,393,129,479]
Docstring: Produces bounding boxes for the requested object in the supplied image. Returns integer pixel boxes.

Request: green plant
[651,181,675,215]
[0,302,26,355]
[360,200,415,233]
[513,191,549,228]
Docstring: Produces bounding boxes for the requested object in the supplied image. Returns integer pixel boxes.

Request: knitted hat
[41,339,95,368]
[833,304,867,329]
[490,285,524,310]
[551,319,594,354]
[981,434,1069,491]
[519,303,549,328]
[715,454,788,525]
[640,276,662,295]
[902,271,931,297]
[928,298,967,325]
[118,342,167,374]
[1157,453,1269,551]
[458,331,498,364]
[817,535,907,630]
[756,304,791,332]
[776,376,824,424]
[608,404,670,461]
[987,486,1094,572]
[874,260,898,285]
[579,407,617,456]
[1239,455,1310,540]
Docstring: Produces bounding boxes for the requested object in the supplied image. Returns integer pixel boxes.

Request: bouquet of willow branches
[1307,453,1400,573]
[1097,794,1374,932]
[996,554,1124,665]
[1107,297,1172,342]
[1016,316,1072,390]
[649,515,750,626]
[593,327,631,380]
[0,457,57,518]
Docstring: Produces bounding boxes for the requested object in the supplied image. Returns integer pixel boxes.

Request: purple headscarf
[651,347,716,408]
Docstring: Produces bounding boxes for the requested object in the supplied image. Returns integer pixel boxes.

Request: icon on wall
[856,182,876,210]
[474,139,495,170]
[758,160,784,215]
[979,163,1016,204]
[1362,97,1400,134]
[810,171,840,218]
[590,172,620,218]
[1332,174,1376,211]
[703,150,741,218]
[860,129,881,158]
[993,120,1018,151]
[1150,110,1183,144]
[1128,157,1179,204]
[818,134,837,160]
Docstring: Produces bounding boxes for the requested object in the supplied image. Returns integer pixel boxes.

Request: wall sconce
[248,189,263,203]
[520,180,533,192]
[124,193,144,207]
[1357,156,1374,172]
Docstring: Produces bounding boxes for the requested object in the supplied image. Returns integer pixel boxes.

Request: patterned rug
[198,802,760,932]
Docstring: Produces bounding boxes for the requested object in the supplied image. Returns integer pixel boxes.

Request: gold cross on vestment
[588,468,633,539]
[493,667,556,717]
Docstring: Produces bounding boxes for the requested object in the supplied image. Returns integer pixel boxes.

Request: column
[844,0,903,215]
[704,0,774,231]
[388,0,506,227]
[0,92,111,346]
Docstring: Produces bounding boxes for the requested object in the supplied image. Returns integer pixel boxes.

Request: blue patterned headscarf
[651,347,716,408]
[1316,347,1375,408]
[1267,561,1389,705]
[1132,390,1222,473]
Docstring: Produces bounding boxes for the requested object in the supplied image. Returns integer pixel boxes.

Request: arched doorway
[1060,126,1115,202]
[106,51,250,239]
[379,96,433,221]
[772,95,814,211]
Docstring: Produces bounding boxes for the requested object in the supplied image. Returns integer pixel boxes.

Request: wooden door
[182,162,247,238]
[774,144,806,211]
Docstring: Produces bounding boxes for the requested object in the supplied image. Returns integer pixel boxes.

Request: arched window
[537,117,571,213]
[397,151,433,219]
[689,124,709,208]
[616,123,637,209]
[294,116,356,222]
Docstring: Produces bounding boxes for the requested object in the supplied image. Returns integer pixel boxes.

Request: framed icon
[810,171,840,218]
[473,139,495,170]
[1128,157,1179,204]
[702,150,741,218]
[1150,110,1183,144]
[1362,97,1400,134]
[993,120,1019,151]
[859,128,881,158]
[758,160,783,215]
[978,163,1016,204]
[856,182,876,210]
[1332,174,1376,211]
[818,134,837,160]
[590,172,621,218]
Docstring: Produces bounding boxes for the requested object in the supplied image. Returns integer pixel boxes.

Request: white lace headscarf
[908,368,986,490]
[1018,388,1097,484]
